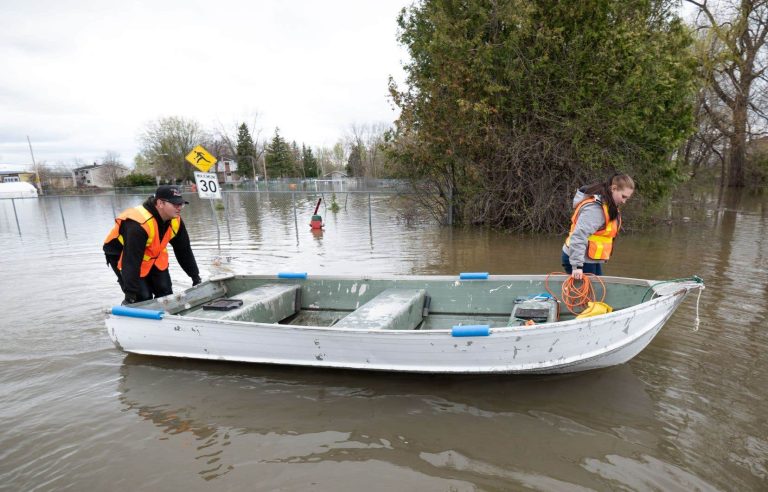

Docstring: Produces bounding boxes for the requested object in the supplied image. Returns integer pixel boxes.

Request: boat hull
[106,280,692,374]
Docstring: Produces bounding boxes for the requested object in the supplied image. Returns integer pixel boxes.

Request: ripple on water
[0,191,766,489]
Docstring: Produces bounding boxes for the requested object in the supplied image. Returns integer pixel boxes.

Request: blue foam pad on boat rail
[111,306,164,320]
[278,272,308,279]
[459,272,489,280]
[452,325,490,337]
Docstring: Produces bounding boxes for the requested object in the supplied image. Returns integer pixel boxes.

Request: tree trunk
[727,94,748,187]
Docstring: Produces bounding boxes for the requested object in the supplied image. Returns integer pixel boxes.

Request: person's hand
[571,268,583,280]
[192,276,202,286]
[122,295,136,306]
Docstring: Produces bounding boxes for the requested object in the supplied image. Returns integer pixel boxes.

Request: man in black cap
[103,185,201,304]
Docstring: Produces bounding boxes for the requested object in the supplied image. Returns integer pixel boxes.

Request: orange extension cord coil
[545,272,606,315]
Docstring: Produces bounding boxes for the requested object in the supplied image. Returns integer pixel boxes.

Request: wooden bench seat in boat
[334,288,426,330]
[188,284,301,323]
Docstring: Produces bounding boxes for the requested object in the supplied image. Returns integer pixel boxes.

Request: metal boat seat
[334,288,427,330]
[188,283,301,323]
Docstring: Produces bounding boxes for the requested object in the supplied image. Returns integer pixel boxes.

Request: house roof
[0,170,34,175]
[73,163,128,171]
[323,171,348,178]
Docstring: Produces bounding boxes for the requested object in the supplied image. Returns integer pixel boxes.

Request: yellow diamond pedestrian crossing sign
[185,145,217,172]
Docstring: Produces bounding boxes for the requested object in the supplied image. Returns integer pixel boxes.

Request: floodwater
[0,189,766,491]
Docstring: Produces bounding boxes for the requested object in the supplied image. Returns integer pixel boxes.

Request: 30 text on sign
[194,172,221,200]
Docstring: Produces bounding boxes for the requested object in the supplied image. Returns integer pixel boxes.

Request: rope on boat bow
[545,274,705,329]
[642,276,705,331]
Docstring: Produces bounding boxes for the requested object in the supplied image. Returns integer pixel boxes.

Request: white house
[216,159,241,183]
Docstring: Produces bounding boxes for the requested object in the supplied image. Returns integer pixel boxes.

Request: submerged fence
[0,188,430,246]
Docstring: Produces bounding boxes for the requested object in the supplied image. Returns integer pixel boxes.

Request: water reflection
[118,356,657,488]
[310,227,324,243]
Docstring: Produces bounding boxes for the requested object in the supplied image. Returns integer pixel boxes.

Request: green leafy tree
[331,142,348,173]
[236,123,257,178]
[302,145,319,177]
[388,0,697,230]
[265,128,293,178]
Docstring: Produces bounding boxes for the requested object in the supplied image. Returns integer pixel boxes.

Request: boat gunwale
[147,281,695,336]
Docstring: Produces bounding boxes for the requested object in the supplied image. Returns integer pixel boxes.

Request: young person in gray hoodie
[562,174,635,280]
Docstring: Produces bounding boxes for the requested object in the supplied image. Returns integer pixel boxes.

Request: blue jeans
[561,251,603,275]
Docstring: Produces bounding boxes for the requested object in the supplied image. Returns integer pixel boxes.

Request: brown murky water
[1,189,766,490]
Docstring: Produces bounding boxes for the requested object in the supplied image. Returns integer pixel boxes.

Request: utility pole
[26,136,43,195]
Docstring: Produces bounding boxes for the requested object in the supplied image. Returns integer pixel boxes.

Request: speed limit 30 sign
[194,172,221,199]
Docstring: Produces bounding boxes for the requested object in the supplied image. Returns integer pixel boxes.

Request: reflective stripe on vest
[564,197,621,261]
[103,206,180,276]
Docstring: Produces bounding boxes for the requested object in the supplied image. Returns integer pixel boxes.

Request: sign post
[185,145,222,254]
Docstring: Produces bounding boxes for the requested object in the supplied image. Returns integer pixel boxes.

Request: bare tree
[686,0,768,187]
[137,116,208,182]
[102,150,122,166]
[680,35,730,178]
[200,137,230,162]
[345,123,391,178]
[99,151,129,186]
[315,146,333,176]
[364,122,391,179]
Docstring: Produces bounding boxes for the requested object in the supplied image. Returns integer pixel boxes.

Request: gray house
[74,163,129,188]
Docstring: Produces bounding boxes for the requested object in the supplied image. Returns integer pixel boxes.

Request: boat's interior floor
[284,309,578,329]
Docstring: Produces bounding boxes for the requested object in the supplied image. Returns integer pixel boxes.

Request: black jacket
[103,200,199,298]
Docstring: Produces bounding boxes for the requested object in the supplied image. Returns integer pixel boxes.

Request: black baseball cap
[155,185,189,205]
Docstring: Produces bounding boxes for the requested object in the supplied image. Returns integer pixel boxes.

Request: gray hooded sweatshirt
[562,189,610,268]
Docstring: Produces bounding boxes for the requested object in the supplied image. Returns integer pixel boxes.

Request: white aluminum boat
[105,273,704,374]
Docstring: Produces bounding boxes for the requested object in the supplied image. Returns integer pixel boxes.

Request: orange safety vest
[564,196,621,261]
[103,206,181,277]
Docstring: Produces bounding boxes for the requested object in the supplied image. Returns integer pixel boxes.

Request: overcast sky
[0,0,411,170]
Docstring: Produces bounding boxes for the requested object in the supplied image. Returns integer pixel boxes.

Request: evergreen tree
[265,128,292,178]
[290,141,302,177]
[347,144,364,177]
[235,123,256,178]
[389,0,696,230]
[302,145,319,178]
